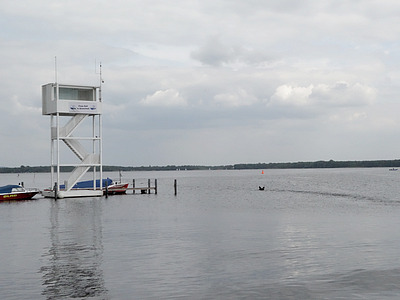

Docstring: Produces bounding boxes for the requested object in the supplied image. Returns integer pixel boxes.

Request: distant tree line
[1,159,399,173]
[0,165,224,173]
[232,159,400,169]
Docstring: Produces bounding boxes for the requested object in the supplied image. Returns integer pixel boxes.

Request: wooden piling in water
[54,182,58,201]
[174,179,177,195]
[123,179,157,194]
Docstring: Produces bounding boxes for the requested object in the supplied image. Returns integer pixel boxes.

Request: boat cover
[60,178,112,189]
[0,185,21,193]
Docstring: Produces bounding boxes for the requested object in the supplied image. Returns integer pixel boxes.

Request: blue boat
[60,178,113,189]
[57,178,128,195]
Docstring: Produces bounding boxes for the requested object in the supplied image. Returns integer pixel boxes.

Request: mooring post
[54,182,58,201]
[105,184,108,198]
[155,179,158,194]
[174,179,177,195]
[132,179,135,194]
[148,179,151,194]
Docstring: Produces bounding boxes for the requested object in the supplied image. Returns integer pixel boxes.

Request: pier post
[54,182,58,201]
[155,179,158,194]
[105,184,108,198]
[174,179,177,195]
[148,179,151,194]
[132,179,135,194]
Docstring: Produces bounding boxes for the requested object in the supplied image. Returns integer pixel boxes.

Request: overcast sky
[1,0,400,167]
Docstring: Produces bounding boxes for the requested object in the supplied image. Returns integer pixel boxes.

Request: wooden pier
[46,178,176,199]
[124,187,156,194]
[105,179,158,198]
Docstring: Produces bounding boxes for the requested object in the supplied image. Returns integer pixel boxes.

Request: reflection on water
[40,199,108,299]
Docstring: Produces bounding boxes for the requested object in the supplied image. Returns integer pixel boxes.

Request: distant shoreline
[1,159,400,173]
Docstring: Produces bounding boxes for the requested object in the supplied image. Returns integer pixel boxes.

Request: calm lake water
[1,168,400,299]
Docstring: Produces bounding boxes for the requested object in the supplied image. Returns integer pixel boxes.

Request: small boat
[0,184,40,201]
[259,186,265,191]
[59,178,129,195]
[389,168,398,171]
[104,181,129,195]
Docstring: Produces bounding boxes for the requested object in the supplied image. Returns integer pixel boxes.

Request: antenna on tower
[95,59,104,102]
[100,62,104,84]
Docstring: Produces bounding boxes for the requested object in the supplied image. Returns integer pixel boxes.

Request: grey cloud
[190,36,239,66]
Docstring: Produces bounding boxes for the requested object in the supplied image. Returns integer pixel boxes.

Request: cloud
[270,82,376,109]
[191,36,240,66]
[214,88,259,107]
[270,85,314,106]
[140,89,187,107]
[311,82,377,107]
[190,35,277,68]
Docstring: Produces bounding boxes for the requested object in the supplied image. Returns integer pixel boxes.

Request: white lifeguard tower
[42,82,103,198]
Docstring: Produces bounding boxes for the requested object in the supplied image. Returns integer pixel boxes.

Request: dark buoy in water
[259,186,265,191]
